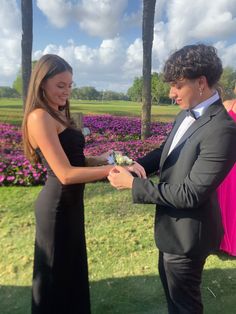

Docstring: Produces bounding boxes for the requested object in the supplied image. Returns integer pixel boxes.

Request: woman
[217,84,236,256]
[22,54,145,314]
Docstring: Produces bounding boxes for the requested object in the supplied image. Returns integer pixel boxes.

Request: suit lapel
[160,100,223,170]
[175,114,211,147]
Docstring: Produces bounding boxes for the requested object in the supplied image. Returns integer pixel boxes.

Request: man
[108,44,236,314]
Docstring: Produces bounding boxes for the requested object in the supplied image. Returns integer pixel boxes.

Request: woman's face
[168,78,203,110]
[42,70,73,109]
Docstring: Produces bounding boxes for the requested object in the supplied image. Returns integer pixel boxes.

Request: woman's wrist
[97,155,108,165]
[85,155,108,166]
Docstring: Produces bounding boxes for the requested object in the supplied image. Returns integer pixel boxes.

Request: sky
[1,0,236,93]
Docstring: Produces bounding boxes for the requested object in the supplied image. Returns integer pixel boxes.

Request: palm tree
[141,0,156,139]
[21,0,33,108]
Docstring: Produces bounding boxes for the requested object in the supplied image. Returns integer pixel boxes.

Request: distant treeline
[0,86,20,98]
[71,87,129,101]
[1,66,236,101]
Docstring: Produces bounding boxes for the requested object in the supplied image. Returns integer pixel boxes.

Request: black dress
[32,128,91,314]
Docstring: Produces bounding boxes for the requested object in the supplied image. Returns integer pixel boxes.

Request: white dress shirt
[168,92,220,156]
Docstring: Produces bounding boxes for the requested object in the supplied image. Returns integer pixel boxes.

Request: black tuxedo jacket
[133,100,236,256]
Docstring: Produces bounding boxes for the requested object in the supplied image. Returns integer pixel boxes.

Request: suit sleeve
[136,143,163,176]
[132,125,236,209]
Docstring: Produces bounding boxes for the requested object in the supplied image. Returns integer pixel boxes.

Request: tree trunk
[141,0,156,139]
[21,0,33,109]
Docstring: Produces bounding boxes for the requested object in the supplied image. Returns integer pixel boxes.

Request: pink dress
[217,102,236,256]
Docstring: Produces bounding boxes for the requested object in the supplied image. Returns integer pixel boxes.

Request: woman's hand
[107,162,146,190]
[108,166,134,189]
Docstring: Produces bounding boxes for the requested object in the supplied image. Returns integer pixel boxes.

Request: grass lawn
[0,183,236,314]
[0,98,180,125]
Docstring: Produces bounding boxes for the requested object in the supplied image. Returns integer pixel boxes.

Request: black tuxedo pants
[158,251,207,314]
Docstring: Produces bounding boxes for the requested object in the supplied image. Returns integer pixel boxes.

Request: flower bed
[0,116,173,186]
[0,123,47,186]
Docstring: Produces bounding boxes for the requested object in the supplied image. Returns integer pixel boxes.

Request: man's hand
[108,166,134,189]
[126,161,146,179]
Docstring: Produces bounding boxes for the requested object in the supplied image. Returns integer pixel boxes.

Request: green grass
[0,98,179,125]
[0,183,236,314]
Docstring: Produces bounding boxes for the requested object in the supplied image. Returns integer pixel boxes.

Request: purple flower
[0,118,173,186]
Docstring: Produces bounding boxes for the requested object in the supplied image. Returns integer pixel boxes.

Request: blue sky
[1,0,236,92]
[32,0,141,51]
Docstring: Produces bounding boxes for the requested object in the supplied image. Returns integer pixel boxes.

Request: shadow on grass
[90,275,167,314]
[0,285,31,314]
[214,251,236,261]
[0,267,235,314]
[0,105,22,109]
[0,275,166,314]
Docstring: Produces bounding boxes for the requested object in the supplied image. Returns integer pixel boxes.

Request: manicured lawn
[0,183,236,314]
[0,98,179,125]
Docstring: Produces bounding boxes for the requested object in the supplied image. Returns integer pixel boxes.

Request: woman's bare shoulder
[27,109,58,135]
[28,108,52,122]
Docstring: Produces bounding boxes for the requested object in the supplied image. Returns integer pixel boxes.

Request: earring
[42,89,46,98]
[199,89,203,96]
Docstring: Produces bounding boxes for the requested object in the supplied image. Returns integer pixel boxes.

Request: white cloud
[123,39,142,78]
[77,0,128,38]
[152,22,171,73]
[165,0,236,46]
[37,0,73,28]
[33,38,130,92]
[37,0,129,38]
[0,0,21,86]
[98,38,124,65]
[215,41,236,69]
[151,0,236,73]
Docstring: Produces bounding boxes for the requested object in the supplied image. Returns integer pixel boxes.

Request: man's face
[168,78,202,110]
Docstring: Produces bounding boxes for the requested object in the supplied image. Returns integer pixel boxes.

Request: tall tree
[127,77,143,102]
[21,0,33,108]
[13,60,37,96]
[141,0,156,139]
[219,67,236,100]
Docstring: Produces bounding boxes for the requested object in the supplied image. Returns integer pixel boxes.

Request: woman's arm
[85,151,113,166]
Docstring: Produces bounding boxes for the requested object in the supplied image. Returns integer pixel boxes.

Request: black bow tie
[186,109,197,119]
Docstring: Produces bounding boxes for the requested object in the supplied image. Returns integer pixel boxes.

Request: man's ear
[197,76,208,96]
[198,76,207,88]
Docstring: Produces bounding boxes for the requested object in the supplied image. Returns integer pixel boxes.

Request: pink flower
[0,175,5,183]
[6,176,15,181]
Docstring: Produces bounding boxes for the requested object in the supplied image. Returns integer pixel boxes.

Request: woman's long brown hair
[22,54,73,163]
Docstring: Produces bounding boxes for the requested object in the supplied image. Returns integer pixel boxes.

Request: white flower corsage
[107,151,133,166]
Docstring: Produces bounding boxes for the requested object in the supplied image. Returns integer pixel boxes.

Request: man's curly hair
[163,44,223,87]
